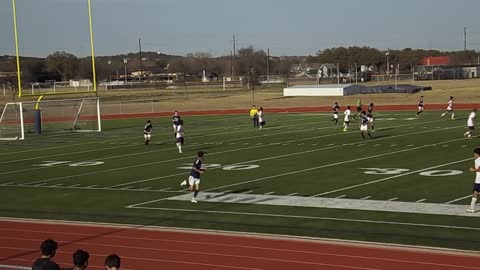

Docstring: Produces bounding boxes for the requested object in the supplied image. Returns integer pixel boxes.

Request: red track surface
[0,219,479,270]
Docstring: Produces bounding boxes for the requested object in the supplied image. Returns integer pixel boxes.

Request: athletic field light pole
[87,0,97,93]
[385,49,390,75]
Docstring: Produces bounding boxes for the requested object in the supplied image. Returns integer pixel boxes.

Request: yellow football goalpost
[11,0,98,97]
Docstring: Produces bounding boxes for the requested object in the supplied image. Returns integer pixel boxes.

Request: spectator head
[40,239,58,258]
[105,254,121,270]
[73,249,89,270]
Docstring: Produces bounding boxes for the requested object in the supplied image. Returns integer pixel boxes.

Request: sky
[1,0,480,57]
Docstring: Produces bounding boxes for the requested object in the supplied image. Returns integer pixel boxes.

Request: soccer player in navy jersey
[331,102,340,125]
[416,96,424,117]
[172,111,181,137]
[143,120,153,145]
[360,111,373,139]
[180,151,206,203]
[367,103,375,132]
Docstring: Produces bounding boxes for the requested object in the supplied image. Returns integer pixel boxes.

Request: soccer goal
[0,97,101,140]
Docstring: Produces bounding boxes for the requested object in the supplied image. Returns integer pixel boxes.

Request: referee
[249,105,259,128]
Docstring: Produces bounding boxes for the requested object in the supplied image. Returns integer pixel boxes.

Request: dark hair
[474,148,480,155]
[347,106,351,109]
[105,254,121,268]
[450,96,454,99]
[40,239,58,257]
[260,107,263,111]
[73,249,89,268]
[420,95,424,98]
[197,151,205,157]
[361,110,366,114]
[369,103,374,106]
[146,120,151,123]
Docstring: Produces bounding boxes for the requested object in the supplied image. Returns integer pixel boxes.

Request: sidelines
[125,205,480,232]
[18,119,453,185]
[316,158,473,196]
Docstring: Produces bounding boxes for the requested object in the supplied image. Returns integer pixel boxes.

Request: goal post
[0,102,24,140]
[0,97,101,140]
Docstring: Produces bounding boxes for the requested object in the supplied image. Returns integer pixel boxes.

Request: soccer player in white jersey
[175,119,184,153]
[143,120,152,145]
[343,106,351,132]
[467,148,480,213]
[440,96,455,120]
[258,107,266,130]
[464,109,476,138]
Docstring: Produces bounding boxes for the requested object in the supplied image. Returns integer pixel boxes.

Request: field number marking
[361,168,463,177]
[35,161,104,167]
[177,163,259,171]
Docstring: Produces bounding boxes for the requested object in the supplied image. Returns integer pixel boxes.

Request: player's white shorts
[333,113,339,119]
[368,117,374,123]
[144,134,151,140]
[418,106,424,111]
[188,176,200,186]
[173,124,177,131]
[447,106,453,111]
[360,124,368,131]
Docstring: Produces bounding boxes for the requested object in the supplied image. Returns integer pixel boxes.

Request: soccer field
[1,110,479,251]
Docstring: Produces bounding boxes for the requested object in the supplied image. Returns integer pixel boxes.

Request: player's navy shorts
[418,104,423,107]
[473,183,480,192]
[176,137,184,144]
[468,126,475,131]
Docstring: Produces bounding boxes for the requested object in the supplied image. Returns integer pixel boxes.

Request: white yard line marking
[316,157,472,196]
[335,195,347,198]
[206,137,469,193]
[360,196,371,200]
[311,194,323,197]
[243,191,253,194]
[20,124,462,188]
[287,193,298,196]
[85,185,98,188]
[7,184,185,193]
[415,199,427,203]
[122,186,134,190]
[264,192,275,195]
[0,117,328,165]
[70,184,81,187]
[387,197,398,201]
[1,182,14,186]
[126,206,480,231]
[445,195,472,204]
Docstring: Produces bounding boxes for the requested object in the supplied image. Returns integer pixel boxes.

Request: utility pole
[266,48,270,83]
[230,51,233,77]
[232,35,236,78]
[139,38,143,80]
[464,27,467,52]
[123,58,129,85]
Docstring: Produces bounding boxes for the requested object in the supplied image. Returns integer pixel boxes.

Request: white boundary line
[446,195,473,204]
[126,206,480,232]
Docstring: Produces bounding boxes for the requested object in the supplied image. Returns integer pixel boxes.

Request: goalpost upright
[11,0,98,98]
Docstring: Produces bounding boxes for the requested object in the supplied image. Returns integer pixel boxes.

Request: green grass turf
[1,110,480,250]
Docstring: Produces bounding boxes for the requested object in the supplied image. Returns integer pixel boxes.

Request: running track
[0,219,479,270]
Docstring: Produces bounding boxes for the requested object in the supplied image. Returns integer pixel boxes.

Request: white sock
[441,113,445,117]
[471,197,477,210]
[451,113,455,119]
[177,143,182,153]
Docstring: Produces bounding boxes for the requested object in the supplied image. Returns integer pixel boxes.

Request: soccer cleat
[191,198,198,203]
[180,180,187,186]
[466,208,475,213]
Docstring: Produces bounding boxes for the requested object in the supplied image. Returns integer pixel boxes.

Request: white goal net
[0,97,101,140]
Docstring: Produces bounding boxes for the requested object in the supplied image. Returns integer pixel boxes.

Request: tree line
[0,46,478,83]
